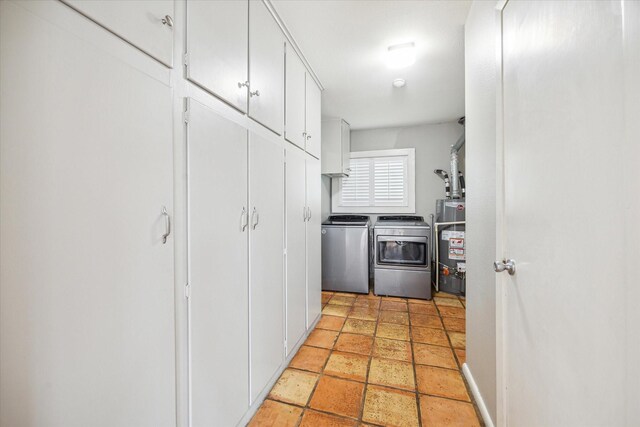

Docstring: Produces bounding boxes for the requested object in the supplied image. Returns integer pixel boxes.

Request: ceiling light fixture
[393,78,406,88]
[386,42,416,69]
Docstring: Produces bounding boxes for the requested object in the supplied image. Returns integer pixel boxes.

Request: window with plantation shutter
[332,149,415,214]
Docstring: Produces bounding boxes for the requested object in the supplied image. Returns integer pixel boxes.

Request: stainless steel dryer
[373,216,432,300]
[321,215,370,294]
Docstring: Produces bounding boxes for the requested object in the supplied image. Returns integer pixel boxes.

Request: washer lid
[323,215,370,226]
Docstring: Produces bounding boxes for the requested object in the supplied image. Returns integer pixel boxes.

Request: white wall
[322,122,464,222]
[464,1,497,425]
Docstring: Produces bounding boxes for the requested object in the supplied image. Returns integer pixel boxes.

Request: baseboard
[462,363,495,427]
[237,313,321,426]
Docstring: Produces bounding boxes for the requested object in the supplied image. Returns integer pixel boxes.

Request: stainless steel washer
[373,216,432,300]
[321,215,370,294]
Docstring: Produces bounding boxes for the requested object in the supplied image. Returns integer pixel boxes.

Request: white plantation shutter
[334,149,414,213]
[373,156,407,206]
[340,158,371,206]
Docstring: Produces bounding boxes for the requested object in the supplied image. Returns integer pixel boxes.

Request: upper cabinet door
[305,78,322,159]
[186,0,249,112]
[285,45,306,149]
[249,0,284,135]
[63,0,174,67]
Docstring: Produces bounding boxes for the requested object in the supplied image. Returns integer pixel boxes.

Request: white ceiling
[272,0,471,130]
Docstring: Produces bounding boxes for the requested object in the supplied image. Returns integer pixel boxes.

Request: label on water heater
[449,247,465,260]
[450,238,464,248]
[442,230,465,241]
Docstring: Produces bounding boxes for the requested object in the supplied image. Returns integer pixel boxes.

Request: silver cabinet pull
[494,259,516,275]
[308,207,312,220]
[161,15,174,28]
[250,90,260,97]
[251,207,259,229]
[161,206,171,244]
[241,207,248,231]
[306,134,311,140]
[302,132,307,138]
[303,206,307,221]
[238,81,249,89]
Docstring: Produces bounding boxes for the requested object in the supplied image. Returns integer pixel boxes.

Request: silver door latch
[494,259,516,275]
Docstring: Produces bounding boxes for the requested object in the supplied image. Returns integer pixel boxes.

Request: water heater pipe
[449,119,465,199]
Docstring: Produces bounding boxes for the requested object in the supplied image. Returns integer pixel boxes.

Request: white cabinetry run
[0,0,322,425]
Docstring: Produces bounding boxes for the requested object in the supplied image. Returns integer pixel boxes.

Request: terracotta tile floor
[249,290,482,427]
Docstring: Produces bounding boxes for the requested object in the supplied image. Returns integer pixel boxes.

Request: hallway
[249,291,482,426]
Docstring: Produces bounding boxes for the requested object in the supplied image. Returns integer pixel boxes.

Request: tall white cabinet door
[306,157,322,327]
[187,100,249,427]
[63,0,174,67]
[0,3,175,426]
[305,78,322,159]
[249,133,285,402]
[285,46,307,149]
[285,148,307,356]
[186,0,249,112]
[249,0,284,135]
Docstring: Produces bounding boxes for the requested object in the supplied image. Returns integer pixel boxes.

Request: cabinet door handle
[161,15,174,28]
[238,81,249,89]
[251,207,259,229]
[241,207,248,231]
[302,132,307,138]
[250,90,260,97]
[306,134,311,140]
[308,208,312,220]
[161,206,171,244]
[303,206,307,221]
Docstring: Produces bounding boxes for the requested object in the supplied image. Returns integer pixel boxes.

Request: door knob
[494,259,516,275]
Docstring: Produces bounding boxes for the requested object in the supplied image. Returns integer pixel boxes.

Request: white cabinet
[249,0,284,135]
[305,78,322,159]
[249,132,285,402]
[306,157,322,327]
[285,46,307,149]
[186,100,286,418]
[321,119,351,177]
[186,0,249,112]
[285,148,308,356]
[285,46,322,158]
[0,3,175,425]
[187,100,249,427]
[63,0,175,67]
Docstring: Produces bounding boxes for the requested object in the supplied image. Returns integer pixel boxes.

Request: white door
[285,45,306,149]
[186,0,249,112]
[285,148,307,356]
[305,78,322,159]
[63,0,174,67]
[499,1,638,425]
[248,0,284,135]
[249,133,285,402]
[305,157,322,327]
[0,3,175,426]
[186,100,249,427]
